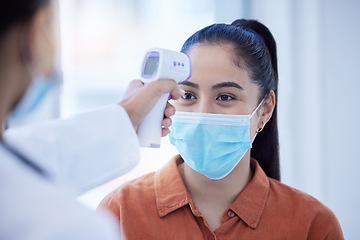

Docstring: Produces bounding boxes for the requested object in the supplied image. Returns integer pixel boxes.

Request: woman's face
[173,43,266,139]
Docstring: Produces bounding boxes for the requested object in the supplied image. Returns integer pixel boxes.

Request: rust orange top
[98,156,343,240]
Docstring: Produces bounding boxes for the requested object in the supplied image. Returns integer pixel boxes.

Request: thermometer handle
[137,93,169,148]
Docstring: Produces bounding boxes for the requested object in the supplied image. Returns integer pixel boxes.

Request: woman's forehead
[186,43,253,89]
[187,43,235,64]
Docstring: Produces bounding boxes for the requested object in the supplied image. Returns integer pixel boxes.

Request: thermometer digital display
[137,48,192,148]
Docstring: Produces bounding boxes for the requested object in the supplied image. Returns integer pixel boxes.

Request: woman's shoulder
[266,178,343,239]
[98,157,182,211]
[268,178,327,209]
[97,171,160,223]
[101,171,156,204]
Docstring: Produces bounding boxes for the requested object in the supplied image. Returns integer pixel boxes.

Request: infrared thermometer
[137,48,192,148]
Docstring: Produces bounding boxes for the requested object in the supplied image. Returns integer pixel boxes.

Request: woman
[98,19,343,239]
[0,1,182,239]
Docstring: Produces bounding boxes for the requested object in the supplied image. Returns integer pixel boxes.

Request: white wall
[320,0,360,239]
[214,0,359,239]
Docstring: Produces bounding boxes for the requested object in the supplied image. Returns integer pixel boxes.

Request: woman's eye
[182,92,197,100]
[216,94,235,101]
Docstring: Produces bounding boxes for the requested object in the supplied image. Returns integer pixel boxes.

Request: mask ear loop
[250,98,265,144]
[250,98,265,119]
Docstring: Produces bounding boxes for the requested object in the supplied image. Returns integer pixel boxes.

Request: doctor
[0,0,184,239]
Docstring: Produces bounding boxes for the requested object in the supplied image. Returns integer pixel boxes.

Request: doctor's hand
[119,79,184,136]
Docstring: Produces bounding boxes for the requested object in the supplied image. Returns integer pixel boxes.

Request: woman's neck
[178,150,253,230]
[180,150,252,199]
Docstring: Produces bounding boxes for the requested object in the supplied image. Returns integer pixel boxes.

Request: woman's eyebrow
[178,81,199,89]
[211,81,244,91]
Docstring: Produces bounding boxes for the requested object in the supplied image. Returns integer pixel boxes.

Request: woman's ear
[259,91,276,128]
[21,2,55,77]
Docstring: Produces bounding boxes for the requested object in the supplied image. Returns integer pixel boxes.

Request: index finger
[147,79,185,99]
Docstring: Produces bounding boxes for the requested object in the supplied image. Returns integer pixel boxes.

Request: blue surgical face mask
[7,70,62,122]
[169,100,264,180]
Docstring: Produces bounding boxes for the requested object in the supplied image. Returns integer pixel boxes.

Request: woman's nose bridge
[197,97,215,114]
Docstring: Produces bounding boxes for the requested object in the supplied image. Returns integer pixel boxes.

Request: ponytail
[182,19,280,180]
[231,19,280,180]
[231,19,278,82]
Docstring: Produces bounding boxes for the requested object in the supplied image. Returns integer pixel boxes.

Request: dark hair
[0,0,49,39]
[181,19,280,180]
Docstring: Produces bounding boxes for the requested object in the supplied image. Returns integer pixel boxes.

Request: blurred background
[9,0,359,239]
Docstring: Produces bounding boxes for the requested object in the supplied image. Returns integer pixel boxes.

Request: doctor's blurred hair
[181,19,280,180]
[0,0,49,39]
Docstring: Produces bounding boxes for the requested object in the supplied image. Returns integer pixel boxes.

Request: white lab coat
[0,105,140,240]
